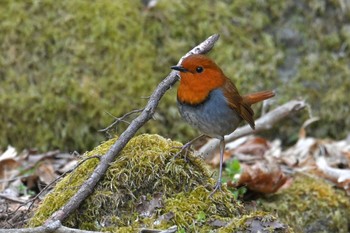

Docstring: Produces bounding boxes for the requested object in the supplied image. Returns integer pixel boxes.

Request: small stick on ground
[0,221,177,233]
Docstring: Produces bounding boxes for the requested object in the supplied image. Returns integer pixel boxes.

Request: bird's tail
[242,90,275,105]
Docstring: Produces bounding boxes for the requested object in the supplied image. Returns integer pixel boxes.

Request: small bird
[171,54,275,194]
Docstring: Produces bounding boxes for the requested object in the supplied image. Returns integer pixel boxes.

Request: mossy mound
[28,134,288,232]
[2,0,350,152]
[259,174,350,233]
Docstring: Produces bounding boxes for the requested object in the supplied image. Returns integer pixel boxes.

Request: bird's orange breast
[177,69,226,105]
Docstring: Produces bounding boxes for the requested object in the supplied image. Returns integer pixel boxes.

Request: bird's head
[171,54,226,105]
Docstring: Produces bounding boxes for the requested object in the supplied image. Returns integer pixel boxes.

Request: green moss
[1,0,349,151]
[29,134,289,232]
[259,174,350,233]
[0,0,157,151]
[28,134,229,231]
[162,186,241,231]
[27,138,115,227]
[221,211,291,233]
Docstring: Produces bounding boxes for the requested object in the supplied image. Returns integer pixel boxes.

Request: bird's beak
[171,65,188,73]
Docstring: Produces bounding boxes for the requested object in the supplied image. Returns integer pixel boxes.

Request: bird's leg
[210,137,225,196]
[173,134,205,159]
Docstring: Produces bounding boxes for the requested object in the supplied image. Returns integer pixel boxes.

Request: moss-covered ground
[259,174,350,233]
[28,134,288,232]
[1,0,350,151]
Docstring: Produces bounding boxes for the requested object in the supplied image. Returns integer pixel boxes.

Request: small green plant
[196,211,206,223]
[18,183,36,196]
[225,158,241,180]
[224,158,247,199]
[231,186,247,200]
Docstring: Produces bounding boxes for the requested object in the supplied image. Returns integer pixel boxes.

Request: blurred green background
[1,0,349,152]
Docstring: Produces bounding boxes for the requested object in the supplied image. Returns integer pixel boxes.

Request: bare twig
[199,100,307,161]
[44,34,221,224]
[0,194,26,204]
[140,225,178,233]
[99,109,144,132]
[0,175,32,183]
[0,220,103,233]
[0,222,177,233]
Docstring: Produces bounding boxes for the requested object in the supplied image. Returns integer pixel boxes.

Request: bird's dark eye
[196,66,204,73]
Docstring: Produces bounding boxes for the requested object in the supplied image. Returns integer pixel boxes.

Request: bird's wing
[221,80,255,129]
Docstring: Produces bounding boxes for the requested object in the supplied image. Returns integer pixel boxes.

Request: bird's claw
[172,141,193,160]
[209,181,222,197]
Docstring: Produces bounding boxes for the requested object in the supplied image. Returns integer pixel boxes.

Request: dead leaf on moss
[136,192,163,217]
[155,212,175,226]
[208,219,227,227]
[243,216,287,232]
[234,161,290,193]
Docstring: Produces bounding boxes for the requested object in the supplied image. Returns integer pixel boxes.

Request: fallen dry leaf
[233,137,270,158]
[209,150,232,167]
[210,136,270,167]
[0,146,17,162]
[0,159,19,192]
[58,160,78,174]
[36,160,58,185]
[234,161,290,193]
[136,192,163,217]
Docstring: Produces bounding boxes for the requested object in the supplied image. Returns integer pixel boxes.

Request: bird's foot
[173,141,193,160]
[173,135,205,161]
[209,181,223,197]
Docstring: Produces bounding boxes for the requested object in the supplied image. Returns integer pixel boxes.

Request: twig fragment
[99,109,144,132]
[0,194,25,204]
[0,220,103,233]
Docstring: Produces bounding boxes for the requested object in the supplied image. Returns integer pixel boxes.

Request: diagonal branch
[45,34,220,224]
